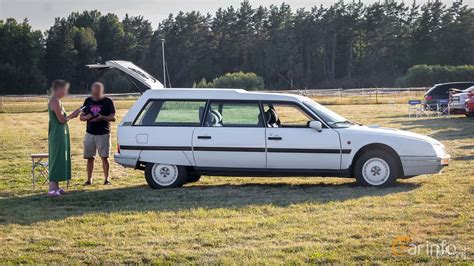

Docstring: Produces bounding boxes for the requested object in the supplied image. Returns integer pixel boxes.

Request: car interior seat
[208,109,223,126]
[266,108,280,127]
[199,107,223,126]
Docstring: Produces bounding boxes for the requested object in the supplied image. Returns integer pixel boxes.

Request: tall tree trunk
[348,37,353,82]
[330,32,337,81]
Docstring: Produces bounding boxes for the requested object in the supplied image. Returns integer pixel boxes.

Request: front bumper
[449,103,466,114]
[114,153,139,168]
[401,154,450,176]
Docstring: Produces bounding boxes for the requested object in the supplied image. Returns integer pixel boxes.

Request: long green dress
[48,100,71,182]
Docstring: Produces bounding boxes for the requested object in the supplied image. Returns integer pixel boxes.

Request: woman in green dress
[48,80,81,197]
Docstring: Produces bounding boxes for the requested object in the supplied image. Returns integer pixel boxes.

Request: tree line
[1,1,474,94]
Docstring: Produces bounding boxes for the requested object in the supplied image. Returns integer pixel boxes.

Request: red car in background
[465,91,474,117]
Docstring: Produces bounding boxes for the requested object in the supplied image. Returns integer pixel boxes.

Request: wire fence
[0,88,427,113]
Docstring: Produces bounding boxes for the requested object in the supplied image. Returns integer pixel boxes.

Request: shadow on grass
[388,116,474,140]
[0,181,420,225]
[454,155,474,161]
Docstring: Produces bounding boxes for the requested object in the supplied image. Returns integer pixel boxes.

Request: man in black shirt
[80,82,116,185]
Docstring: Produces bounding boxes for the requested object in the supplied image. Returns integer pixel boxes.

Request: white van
[99,61,450,188]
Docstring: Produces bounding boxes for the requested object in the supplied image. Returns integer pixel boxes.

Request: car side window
[134,100,207,126]
[262,103,313,128]
[204,102,263,127]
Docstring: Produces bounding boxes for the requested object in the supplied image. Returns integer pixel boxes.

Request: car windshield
[303,99,355,128]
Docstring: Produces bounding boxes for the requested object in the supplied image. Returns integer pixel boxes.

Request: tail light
[425,95,433,101]
[117,142,120,153]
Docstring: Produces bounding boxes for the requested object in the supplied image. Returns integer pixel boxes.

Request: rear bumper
[401,154,450,176]
[114,153,139,168]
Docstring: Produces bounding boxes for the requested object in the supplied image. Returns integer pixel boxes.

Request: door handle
[268,136,282,140]
[197,135,212,139]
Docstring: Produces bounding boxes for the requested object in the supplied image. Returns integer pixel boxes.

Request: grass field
[0,98,472,263]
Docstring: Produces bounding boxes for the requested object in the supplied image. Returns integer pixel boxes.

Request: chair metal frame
[31,153,49,189]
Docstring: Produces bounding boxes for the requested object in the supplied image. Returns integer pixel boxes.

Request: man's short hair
[92,82,104,90]
[51,79,70,91]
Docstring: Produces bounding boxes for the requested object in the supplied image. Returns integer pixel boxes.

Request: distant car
[100,61,451,189]
[450,86,474,114]
[465,91,474,117]
[424,82,474,110]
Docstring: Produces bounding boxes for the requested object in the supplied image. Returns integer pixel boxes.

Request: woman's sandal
[84,181,92,186]
[47,190,61,197]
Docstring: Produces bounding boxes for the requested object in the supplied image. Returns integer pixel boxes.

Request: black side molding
[194,166,352,177]
[120,145,192,151]
[120,145,351,154]
[267,148,351,154]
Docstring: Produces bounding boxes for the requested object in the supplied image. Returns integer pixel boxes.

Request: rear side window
[134,100,207,126]
[204,101,263,127]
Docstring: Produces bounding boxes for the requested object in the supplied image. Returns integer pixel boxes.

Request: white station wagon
[101,61,450,188]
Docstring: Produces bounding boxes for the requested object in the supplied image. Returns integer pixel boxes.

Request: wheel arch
[350,143,404,177]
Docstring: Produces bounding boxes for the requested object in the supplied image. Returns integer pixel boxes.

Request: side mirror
[309,121,322,132]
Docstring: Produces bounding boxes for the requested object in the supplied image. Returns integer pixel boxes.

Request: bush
[193,78,213,88]
[396,65,474,87]
[211,72,264,90]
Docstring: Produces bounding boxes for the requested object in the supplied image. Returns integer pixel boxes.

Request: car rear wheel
[145,163,187,189]
[354,150,398,187]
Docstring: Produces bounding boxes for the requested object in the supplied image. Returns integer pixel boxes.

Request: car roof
[433,81,474,87]
[142,88,307,102]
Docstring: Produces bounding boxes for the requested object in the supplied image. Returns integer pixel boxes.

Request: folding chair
[436,99,450,117]
[31,153,49,189]
[408,100,425,117]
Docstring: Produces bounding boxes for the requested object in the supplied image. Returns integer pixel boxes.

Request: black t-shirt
[82,97,116,135]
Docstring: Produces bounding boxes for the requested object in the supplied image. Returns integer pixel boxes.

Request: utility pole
[161,39,166,88]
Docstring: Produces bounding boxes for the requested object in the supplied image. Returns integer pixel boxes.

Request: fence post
[0,96,3,112]
[375,88,379,104]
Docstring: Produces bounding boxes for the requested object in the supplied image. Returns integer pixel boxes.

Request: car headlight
[432,144,446,157]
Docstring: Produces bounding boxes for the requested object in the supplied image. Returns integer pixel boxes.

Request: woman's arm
[50,98,80,124]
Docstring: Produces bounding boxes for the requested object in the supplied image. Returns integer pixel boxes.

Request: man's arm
[103,98,116,122]
[95,113,116,122]
[79,98,92,121]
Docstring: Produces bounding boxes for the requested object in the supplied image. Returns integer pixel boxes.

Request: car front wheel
[145,163,187,189]
[354,150,398,187]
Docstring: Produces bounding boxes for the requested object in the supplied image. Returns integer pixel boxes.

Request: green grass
[0,101,473,264]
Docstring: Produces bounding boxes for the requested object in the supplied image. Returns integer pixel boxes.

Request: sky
[1,0,473,31]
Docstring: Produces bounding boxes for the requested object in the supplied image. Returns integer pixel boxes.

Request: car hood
[347,125,442,146]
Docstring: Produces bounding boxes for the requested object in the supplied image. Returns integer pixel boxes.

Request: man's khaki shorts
[83,133,111,158]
